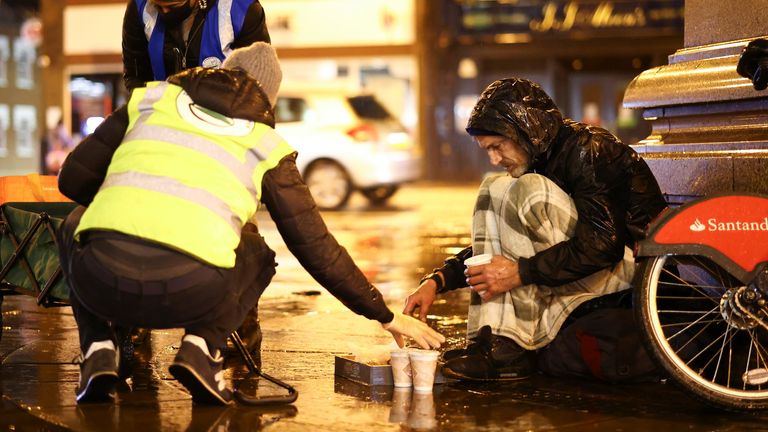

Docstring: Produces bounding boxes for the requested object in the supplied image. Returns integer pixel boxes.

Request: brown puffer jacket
[59,67,393,324]
[438,78,667,288]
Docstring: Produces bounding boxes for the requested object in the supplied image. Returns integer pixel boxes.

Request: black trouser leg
[237,306,262,353]
[69,290,115,354]
[58,212,275,357]
[185,225,274,352]
[234,224,269,356]
[57,206,114,353]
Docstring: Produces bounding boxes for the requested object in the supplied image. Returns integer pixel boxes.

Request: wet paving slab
[5,292,768,432]
[3,184,768,430]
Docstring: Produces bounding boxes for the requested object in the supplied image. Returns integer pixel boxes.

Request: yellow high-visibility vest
[76,81,294,268]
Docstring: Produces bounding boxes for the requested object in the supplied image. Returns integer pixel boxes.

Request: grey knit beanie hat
[222,42,282,106]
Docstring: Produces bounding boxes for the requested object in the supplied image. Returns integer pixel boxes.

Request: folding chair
[0,201,77,339]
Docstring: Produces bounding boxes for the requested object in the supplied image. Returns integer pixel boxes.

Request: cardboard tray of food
[334,355,447,386]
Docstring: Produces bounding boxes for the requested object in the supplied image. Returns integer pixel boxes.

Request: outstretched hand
[403,278,438,321]
[383,312,445,349]
[464,255,522,301]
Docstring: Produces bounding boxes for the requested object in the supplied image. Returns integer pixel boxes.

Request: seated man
[404,78,667,381]
[58,42,444,405]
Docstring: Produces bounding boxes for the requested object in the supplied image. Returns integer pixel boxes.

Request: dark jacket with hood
[436,78,667,289]
[122,0,270,92]
[59,67,394,324]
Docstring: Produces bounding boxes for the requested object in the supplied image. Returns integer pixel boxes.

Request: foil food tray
[334,355,447,386]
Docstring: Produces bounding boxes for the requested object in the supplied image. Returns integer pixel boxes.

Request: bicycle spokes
[652,256,768,392]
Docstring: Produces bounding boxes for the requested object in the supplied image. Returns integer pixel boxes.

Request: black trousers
[58,206,276,353]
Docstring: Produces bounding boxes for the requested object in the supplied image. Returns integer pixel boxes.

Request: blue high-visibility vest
[134,0,250,81]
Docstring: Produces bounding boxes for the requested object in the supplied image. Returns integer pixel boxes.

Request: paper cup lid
[408,349,439,359]
[465,254,492,266]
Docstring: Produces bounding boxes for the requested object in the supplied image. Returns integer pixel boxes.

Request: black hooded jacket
[122,0,270,91]
[58,67,393,324]
[437,78,667,289]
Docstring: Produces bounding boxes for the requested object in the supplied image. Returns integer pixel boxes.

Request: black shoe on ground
[169,335,233,405]
[441,336,486,362]
[441,325,533,381]
[76,344,120,403]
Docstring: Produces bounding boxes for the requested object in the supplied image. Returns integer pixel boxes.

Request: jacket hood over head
[466,78,563,163]
[168,67,276,127]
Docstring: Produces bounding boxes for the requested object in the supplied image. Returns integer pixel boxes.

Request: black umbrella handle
[230,331,299,405]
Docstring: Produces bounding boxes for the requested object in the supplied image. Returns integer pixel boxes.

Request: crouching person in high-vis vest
[57,42,445,405]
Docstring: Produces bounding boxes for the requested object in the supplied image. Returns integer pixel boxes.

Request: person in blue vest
[122,0,271,362]
[57,42,445,405]
[122,0,270,91]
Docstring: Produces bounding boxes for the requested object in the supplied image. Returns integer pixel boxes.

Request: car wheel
[360,185,399,206]
[304,160,352,210]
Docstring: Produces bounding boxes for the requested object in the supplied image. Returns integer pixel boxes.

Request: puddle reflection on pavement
[4,185,768,430]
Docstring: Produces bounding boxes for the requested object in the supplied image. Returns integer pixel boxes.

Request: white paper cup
[408,349,439,392]
[465,253,492,267]
[390,350,412,387]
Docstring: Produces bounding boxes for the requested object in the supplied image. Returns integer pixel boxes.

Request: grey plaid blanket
[467,173,634,349]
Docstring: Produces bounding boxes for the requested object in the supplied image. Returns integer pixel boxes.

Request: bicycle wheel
[635,254,768,410]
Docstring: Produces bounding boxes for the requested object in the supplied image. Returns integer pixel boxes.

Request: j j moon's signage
[457,0,684,36]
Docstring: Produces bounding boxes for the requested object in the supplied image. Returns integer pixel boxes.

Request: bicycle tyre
[634,254,768,411]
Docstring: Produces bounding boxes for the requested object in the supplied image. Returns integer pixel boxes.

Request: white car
[274,86,421,209]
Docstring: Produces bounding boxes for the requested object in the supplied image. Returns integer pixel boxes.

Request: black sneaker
[441,325,533,381]
[441,335,486,362]
[442,325,498,361]
[76,345,120,403]
[169,336,233,405]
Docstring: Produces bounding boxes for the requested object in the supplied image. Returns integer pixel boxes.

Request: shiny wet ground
[2,183,768,431]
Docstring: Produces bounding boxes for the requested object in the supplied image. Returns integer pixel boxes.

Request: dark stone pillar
[415,0,443,181]
[623,0,768,203]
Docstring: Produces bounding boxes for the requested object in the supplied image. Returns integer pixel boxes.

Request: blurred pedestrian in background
[45,118,74,174]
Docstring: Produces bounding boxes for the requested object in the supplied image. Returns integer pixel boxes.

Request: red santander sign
[654,196,768,273]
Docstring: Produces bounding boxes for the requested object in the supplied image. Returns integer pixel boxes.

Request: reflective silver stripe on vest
[141,2,159,41]
[136,84,166,113]
[102,170,242,233]
[124,123,258,196]
[217,0,235,57]
[253,128,285,160]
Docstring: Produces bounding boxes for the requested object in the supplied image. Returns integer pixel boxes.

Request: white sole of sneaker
[169,362,232,405]
[76,371,120,403]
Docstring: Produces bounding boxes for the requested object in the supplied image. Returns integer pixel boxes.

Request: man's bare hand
[464,255,522,301]
[403,278,438,321]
